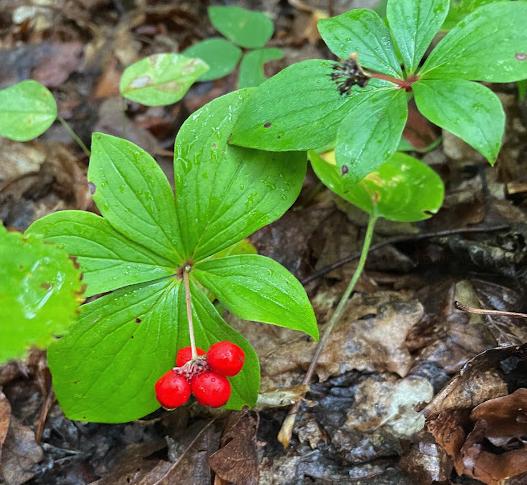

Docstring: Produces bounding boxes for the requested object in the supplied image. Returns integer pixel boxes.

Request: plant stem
[278,214,378,448]
[183,265,198,360]
[57,115,91,157]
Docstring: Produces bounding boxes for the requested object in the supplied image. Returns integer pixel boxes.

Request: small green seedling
[279,150,445,446]
[27,89,317,423]
[230,0,527,182]
[184,6,284,88]
[119,53,209,106]
[0,79,91,155]
[0,80,57,141]
[0,225,84,363]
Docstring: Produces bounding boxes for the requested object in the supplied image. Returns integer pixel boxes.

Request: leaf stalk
[278,213,378,447]
[183,265,198,360]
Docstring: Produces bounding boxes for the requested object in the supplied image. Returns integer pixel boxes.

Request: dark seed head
[330,53,370,96]
[263,121,272,128]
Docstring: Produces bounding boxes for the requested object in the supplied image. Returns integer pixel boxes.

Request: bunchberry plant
[119,53,209,106]
[278,150,445,446]
[0,225,84,363]
[27,89,318,423]
[230,0,527,182]
[184,6,284,88]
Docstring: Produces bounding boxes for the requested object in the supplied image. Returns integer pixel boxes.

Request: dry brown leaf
[209,411,259,485]
[261,292,423,388]
[455,389,527,484]
[0,416,43,485]
[0,140,90,230]
[425,345,527,483]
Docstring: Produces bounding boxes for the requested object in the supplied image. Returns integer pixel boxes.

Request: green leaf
[318,9,402,78]
[387,0,449,73]
[175,89,306,261]
[0,80,57,141]
[89,133,184,263]
[184,38,242,81]
[193,255,318,338]
[212,239,257,259]
[310,151,444,221]
[238,48,284,88]
[208,6,274,49]
[336,87,408,182]
[413,79,504,165]
[230,60,362,151]
[48,278,259,422]
[0,226,83,363]
[119,53,209,106]
[27,211,175,297]
[421,1,527,82]
[442,0,495,31]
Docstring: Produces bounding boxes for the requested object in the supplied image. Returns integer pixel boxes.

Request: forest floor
[1,0,527,484]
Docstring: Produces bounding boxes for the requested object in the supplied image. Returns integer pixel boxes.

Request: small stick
[455,301,527,320]
[183,265,198,359]
[302,224,510,285]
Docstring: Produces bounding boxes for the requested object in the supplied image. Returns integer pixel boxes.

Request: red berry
[175,346,206,367]
[206,341,245,376]
[191,372,231,408]
[155,370,191,409]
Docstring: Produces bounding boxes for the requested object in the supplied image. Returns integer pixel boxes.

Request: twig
[302,224,510,285]
[34,387,55,443]
[278,215,378,448]
[455,301,527,320]
[183,265,198,359]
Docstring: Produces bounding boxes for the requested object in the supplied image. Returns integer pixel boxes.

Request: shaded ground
[2,0,527,484]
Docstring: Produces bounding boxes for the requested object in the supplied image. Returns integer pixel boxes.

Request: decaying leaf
[0,416,43,485]
[260,292,423,387]
[343,375,433,439]
[425,344,527,483]
[400,439,452,485]
[209,411,259,485]
[455,389,527,484]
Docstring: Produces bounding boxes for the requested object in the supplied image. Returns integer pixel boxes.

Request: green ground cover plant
[26,90,317,422]
[184,6,283,88]
[1,0,524,430]
[230,0,527,182]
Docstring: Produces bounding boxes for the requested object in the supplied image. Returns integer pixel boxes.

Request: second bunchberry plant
[230,0,527,182]
[27,89,318,423]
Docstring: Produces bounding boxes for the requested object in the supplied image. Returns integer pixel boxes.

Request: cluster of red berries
[154,341,245,409]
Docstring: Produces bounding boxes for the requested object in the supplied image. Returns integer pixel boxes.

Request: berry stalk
[278,213,378,447]
[183,264,198,360]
